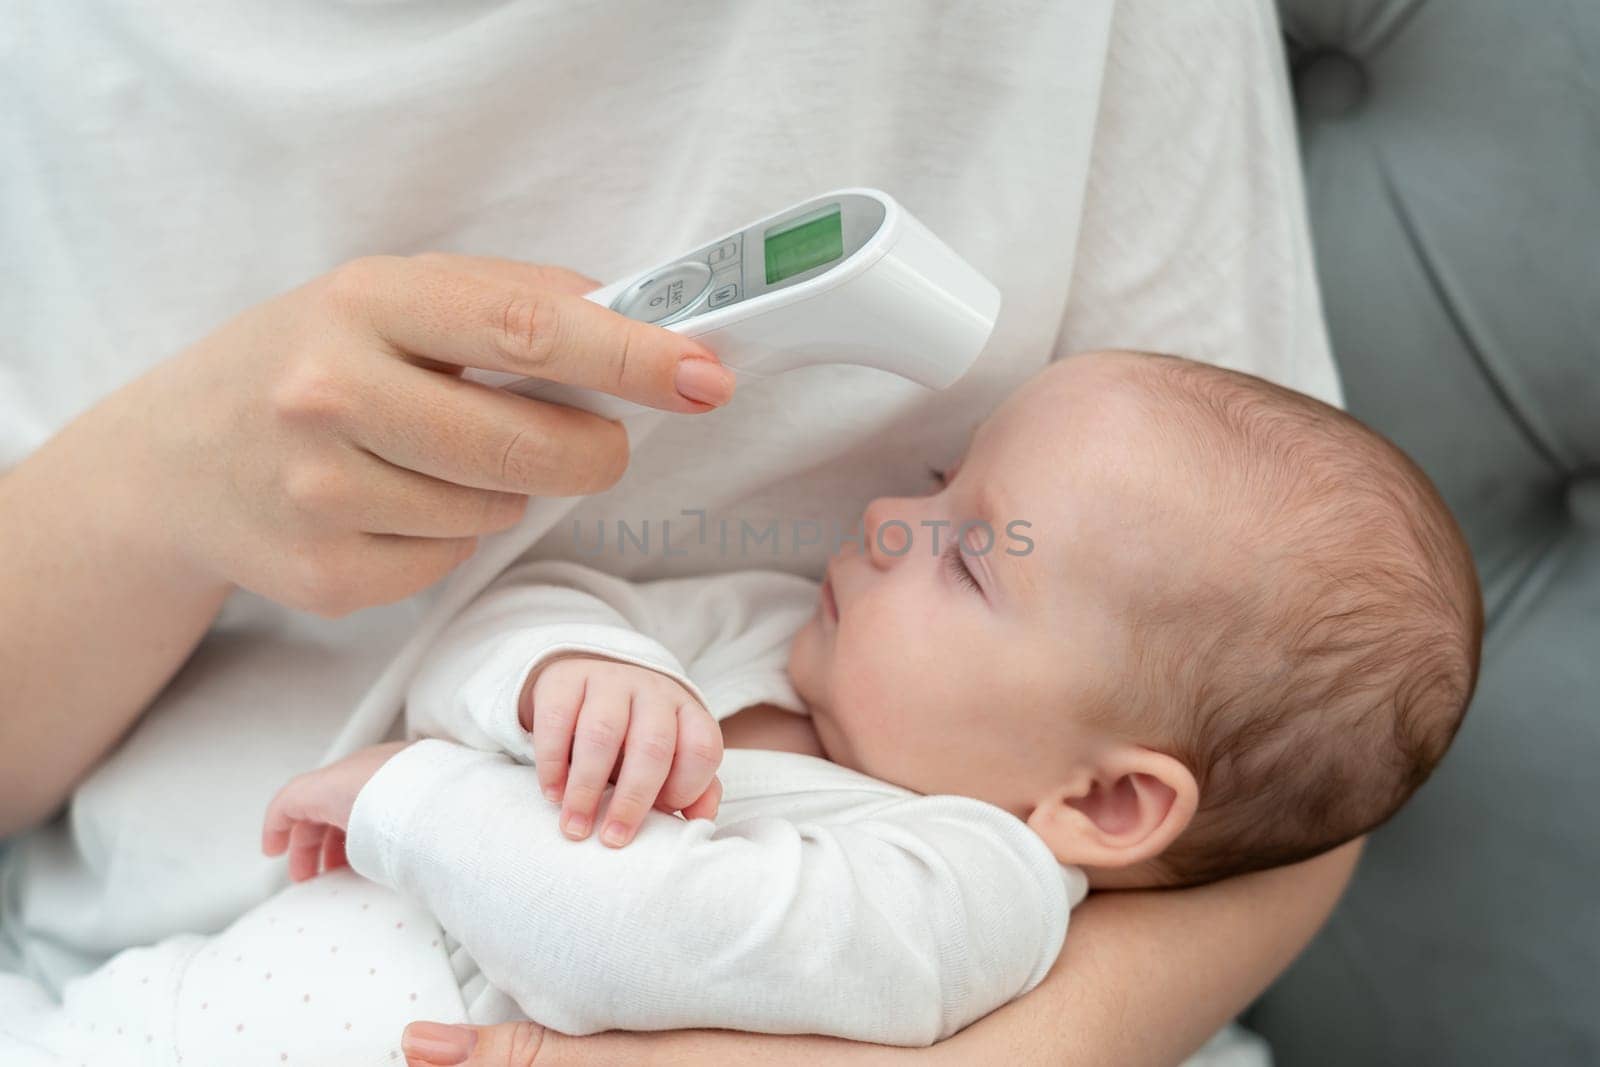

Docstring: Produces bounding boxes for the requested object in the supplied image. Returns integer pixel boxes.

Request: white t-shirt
[0,0,1337,994]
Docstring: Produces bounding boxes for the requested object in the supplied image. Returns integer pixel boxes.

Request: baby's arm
[405,559,724,841]
[524,655,722,843]
[345,740,1075,1047]
[405,559,818,843]
[408,559,818,743]
[405,558,708,756]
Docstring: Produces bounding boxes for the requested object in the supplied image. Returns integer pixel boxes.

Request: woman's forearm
[533,839,1362,1066]
[935,839,1363,1066]
[0,368,230,835]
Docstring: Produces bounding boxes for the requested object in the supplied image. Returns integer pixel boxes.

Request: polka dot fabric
[1,870,471,1066]
[2,934,204,1065]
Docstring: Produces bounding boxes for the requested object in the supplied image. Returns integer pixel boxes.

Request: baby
[5,351,1481,1064]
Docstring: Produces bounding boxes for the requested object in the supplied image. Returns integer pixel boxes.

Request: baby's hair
[1102,351,1483,887]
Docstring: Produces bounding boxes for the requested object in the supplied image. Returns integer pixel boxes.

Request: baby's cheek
[835,611,927,724]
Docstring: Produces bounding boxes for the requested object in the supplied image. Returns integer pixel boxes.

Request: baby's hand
[521,656,723,848]
[262,741,411,882]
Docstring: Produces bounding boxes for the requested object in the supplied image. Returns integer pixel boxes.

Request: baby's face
[787,353,1208,816]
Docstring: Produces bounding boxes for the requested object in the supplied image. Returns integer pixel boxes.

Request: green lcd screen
[763,205,844,285]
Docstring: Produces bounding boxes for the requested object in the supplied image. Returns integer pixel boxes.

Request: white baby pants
[0,869,494,1067]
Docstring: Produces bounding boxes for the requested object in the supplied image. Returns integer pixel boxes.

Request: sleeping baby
[6,351,1482,1065]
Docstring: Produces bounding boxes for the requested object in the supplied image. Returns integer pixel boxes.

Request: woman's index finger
[343,254,732,413]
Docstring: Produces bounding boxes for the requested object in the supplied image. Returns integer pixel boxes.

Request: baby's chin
[790,619,860,758]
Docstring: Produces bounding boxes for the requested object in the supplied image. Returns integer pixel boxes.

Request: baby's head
[788,350,1482,888]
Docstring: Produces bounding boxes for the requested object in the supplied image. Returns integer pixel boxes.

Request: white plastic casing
[463,188,1000,420]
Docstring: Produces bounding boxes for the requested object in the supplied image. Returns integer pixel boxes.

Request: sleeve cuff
[435,623,712,764]
[346,738,499,892]
[699,670,808,722]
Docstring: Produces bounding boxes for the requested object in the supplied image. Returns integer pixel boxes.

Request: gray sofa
[1247,2,1599,1064]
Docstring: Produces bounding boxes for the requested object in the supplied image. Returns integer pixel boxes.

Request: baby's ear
[1025,745,1198,873]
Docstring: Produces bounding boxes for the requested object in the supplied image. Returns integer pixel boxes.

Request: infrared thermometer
[328,190,998,759]
[464,188,1001,418]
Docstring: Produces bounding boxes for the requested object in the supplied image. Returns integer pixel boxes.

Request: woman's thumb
[402,1020,547,1067]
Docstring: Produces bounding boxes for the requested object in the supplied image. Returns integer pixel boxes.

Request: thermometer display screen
[763,205,844,285]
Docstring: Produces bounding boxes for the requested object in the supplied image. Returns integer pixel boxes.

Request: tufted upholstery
[1248,2,1600,1064]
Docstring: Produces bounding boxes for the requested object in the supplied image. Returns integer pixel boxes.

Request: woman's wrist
[102,352,241,592]
[2,358,233,605]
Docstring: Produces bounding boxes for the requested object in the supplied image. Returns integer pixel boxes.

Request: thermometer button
[611,261,713,324]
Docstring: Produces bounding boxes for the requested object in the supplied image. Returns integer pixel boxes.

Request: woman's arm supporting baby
[268,737,1077,1048]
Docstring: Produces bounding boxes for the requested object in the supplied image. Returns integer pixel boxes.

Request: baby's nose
[863,497,918,567]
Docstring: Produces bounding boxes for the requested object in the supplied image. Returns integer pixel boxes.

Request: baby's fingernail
[674,355,734,406]
[403,1021,477,1065]
[602,821,628,846]
[542,786,561,803]
[562,812,590,839]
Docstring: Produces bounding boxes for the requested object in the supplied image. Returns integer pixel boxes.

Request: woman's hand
[133,252,736,617]
[0,252,737,832]
[398,1021,919,1066]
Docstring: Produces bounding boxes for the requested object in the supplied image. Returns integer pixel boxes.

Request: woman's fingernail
[674,355,735,406]
[403,1021,478,1065]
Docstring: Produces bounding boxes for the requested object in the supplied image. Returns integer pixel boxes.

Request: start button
[610,262,713,325]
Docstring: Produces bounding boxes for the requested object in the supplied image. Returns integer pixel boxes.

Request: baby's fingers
[262,779,310,857]
[530,664,587,803]
[262,821,292,859]
[321,827,348,873]
[656,703,724,813]
[678,775,723,822]
[598,701,678,848]
[561,687,629,841]
[287,821,330,883]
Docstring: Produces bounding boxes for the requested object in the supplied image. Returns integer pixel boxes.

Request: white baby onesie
[355,559,1088,1043]
[0,562,1084,1063]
